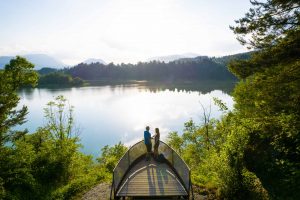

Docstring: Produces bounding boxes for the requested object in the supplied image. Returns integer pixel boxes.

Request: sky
[0,0,251,65]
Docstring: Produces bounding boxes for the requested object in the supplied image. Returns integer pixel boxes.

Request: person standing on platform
[153,128,160,160]
[144,126,152,161]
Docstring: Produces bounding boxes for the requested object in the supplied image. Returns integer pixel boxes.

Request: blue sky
[0,0,251,64]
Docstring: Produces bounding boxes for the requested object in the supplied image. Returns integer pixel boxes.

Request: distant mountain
[211,52,253,65]
[0,54,67,70]
[0,56,13,69]
[175,56,210,63]
[147,53,200,63]
[173,52,253,65]
[37,67,58,75]
[82,58,106,65]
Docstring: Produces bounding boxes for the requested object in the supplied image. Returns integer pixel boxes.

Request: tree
[97,142,128,173]
[0,59,119,199]
[167,132,184,155]
[0,56,37,145]
[229,0,300,79]
[44,95,78,141]
[66,57,236,81]
[38,72,85,87]
[230,0,300,49]
[0,56,37,199]
[229,0,300,198]
[0,95,102,199]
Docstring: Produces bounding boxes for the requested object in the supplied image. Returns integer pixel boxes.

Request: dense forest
[0,0,299,199]
[34,53,247,87]
[38,72,86,87]
[166,0,299,199]
[65,56,237,81]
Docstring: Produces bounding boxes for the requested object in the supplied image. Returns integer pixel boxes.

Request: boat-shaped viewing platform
[110,139,193,200]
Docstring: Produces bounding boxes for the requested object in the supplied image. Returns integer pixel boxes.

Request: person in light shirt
[153,128,160,160]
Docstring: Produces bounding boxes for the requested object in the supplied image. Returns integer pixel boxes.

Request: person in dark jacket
[153,128,160,160]
[144,126,152,161]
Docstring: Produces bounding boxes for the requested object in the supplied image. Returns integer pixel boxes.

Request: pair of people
[144,126,160,161]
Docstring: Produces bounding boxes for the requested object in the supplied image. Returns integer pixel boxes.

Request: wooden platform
[116,157,187,197]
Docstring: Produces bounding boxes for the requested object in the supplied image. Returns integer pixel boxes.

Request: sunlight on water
[18,84,234,157]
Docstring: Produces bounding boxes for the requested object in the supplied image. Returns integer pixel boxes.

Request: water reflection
[18,81,235,157]
[18,88,35,100]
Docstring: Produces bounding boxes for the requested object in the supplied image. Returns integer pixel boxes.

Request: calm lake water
[18,81,235,157]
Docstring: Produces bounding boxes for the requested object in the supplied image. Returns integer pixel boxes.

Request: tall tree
[0,56,38,145]
[229,0,300,198]
[0,56,37,199]
[230,0,300,49]
[229,0,300,78]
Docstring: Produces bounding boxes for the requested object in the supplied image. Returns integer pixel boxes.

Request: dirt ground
[81,182,111,200]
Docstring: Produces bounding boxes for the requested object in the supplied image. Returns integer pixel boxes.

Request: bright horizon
[0,0,251,65]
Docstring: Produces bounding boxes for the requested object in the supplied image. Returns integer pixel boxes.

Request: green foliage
[97,142,128,173]
[226,0,300,198]
[212,51,252,66]
[37,67,57,75]
[66,57,236,81]
[0,59,128,200]
[228,29,300,79]
[0,94,116,199]
[44,95,77,140]
[167,112,270,199]
[167,132,184,155]
[230,0,300,49]
[0,56,38,199]
[0,56,38,145]
[231,61,300,199]
[51,175,97,200]
[1,1,299,199]
[207,1,300,199]
[228,0,300,79]
[38,72,85,87]
[213,97,228,112]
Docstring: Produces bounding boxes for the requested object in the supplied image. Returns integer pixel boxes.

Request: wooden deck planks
[117,157,187,197]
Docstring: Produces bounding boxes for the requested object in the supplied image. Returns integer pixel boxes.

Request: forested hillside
[65,56,237,81]
[166,0,299,199]
[35,53,250,86]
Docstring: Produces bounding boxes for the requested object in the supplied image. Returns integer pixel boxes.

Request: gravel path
[81,182,111,200]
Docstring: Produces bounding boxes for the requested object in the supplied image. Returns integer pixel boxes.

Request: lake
[18,81,235,157]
